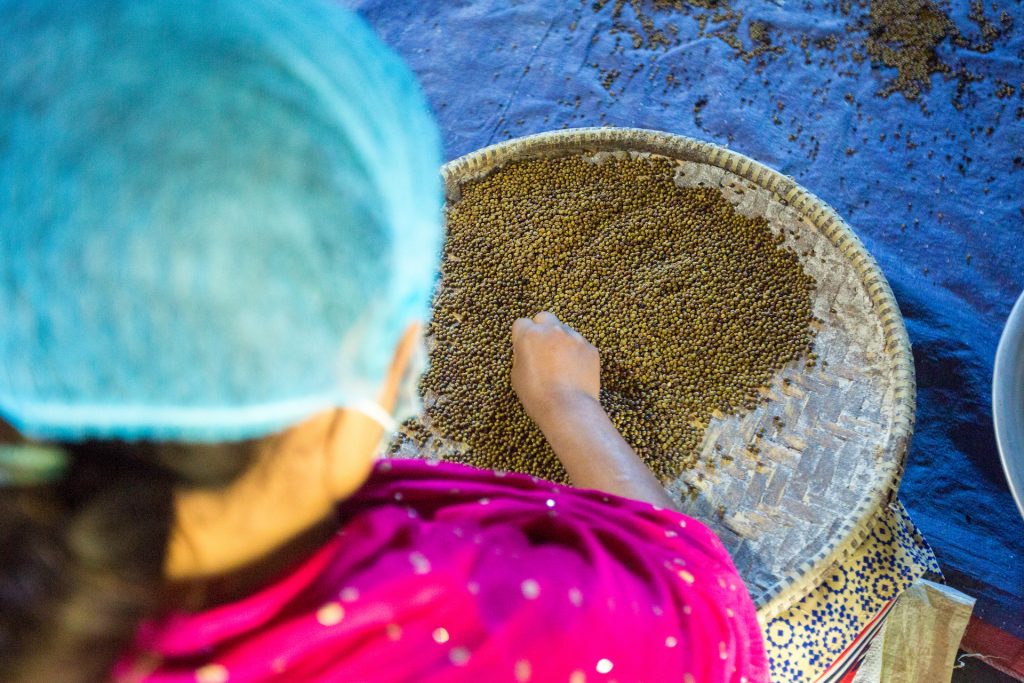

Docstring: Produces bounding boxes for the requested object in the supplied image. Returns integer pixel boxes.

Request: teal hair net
[0,0,443,442]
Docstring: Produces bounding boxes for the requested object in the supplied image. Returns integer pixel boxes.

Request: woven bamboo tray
[417,127,914,622]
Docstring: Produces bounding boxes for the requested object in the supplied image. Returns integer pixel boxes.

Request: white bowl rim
[993,288,1024,522]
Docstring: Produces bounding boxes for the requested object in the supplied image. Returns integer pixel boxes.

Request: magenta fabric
[115,458,769,682]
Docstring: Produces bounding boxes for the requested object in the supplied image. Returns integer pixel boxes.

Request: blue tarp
[349,0,1024,636]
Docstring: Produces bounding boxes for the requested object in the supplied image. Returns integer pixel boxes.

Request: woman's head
[0,0,442,443]
[0,0,442,679]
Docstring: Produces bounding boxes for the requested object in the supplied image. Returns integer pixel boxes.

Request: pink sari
[115,459,768,682]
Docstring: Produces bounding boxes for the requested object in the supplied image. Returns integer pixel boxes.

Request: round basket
[434,127,914,622]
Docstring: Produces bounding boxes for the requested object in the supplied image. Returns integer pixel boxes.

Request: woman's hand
[510,311,676,510]
[511,312,601,429]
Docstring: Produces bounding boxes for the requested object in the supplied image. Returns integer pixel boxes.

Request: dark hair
[0,424,257,683]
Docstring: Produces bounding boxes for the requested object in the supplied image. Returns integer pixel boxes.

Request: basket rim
[440,126,916,621]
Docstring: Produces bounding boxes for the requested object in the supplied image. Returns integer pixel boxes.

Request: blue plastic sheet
[348,0,1024,635]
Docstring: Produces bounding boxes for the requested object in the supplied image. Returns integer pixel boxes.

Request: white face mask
[347,334,427,457]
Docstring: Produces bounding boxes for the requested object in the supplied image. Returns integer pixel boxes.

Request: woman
[0,1,768,681]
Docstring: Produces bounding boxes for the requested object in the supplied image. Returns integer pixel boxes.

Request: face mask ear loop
[347,400,399,434]
[348,331,427,461]
[392,333,427,425]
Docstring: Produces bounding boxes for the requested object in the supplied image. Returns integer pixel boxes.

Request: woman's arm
[511,312,676,509]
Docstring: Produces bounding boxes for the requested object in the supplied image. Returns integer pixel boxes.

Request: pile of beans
[404,154,816,483]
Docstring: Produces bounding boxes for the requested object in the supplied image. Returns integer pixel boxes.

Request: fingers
[535,311,587,341]
[514,311,588,343]
[511,317,533,343]
[533,311,561,326]
[559,319,586,341]
[513,312,560,343]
